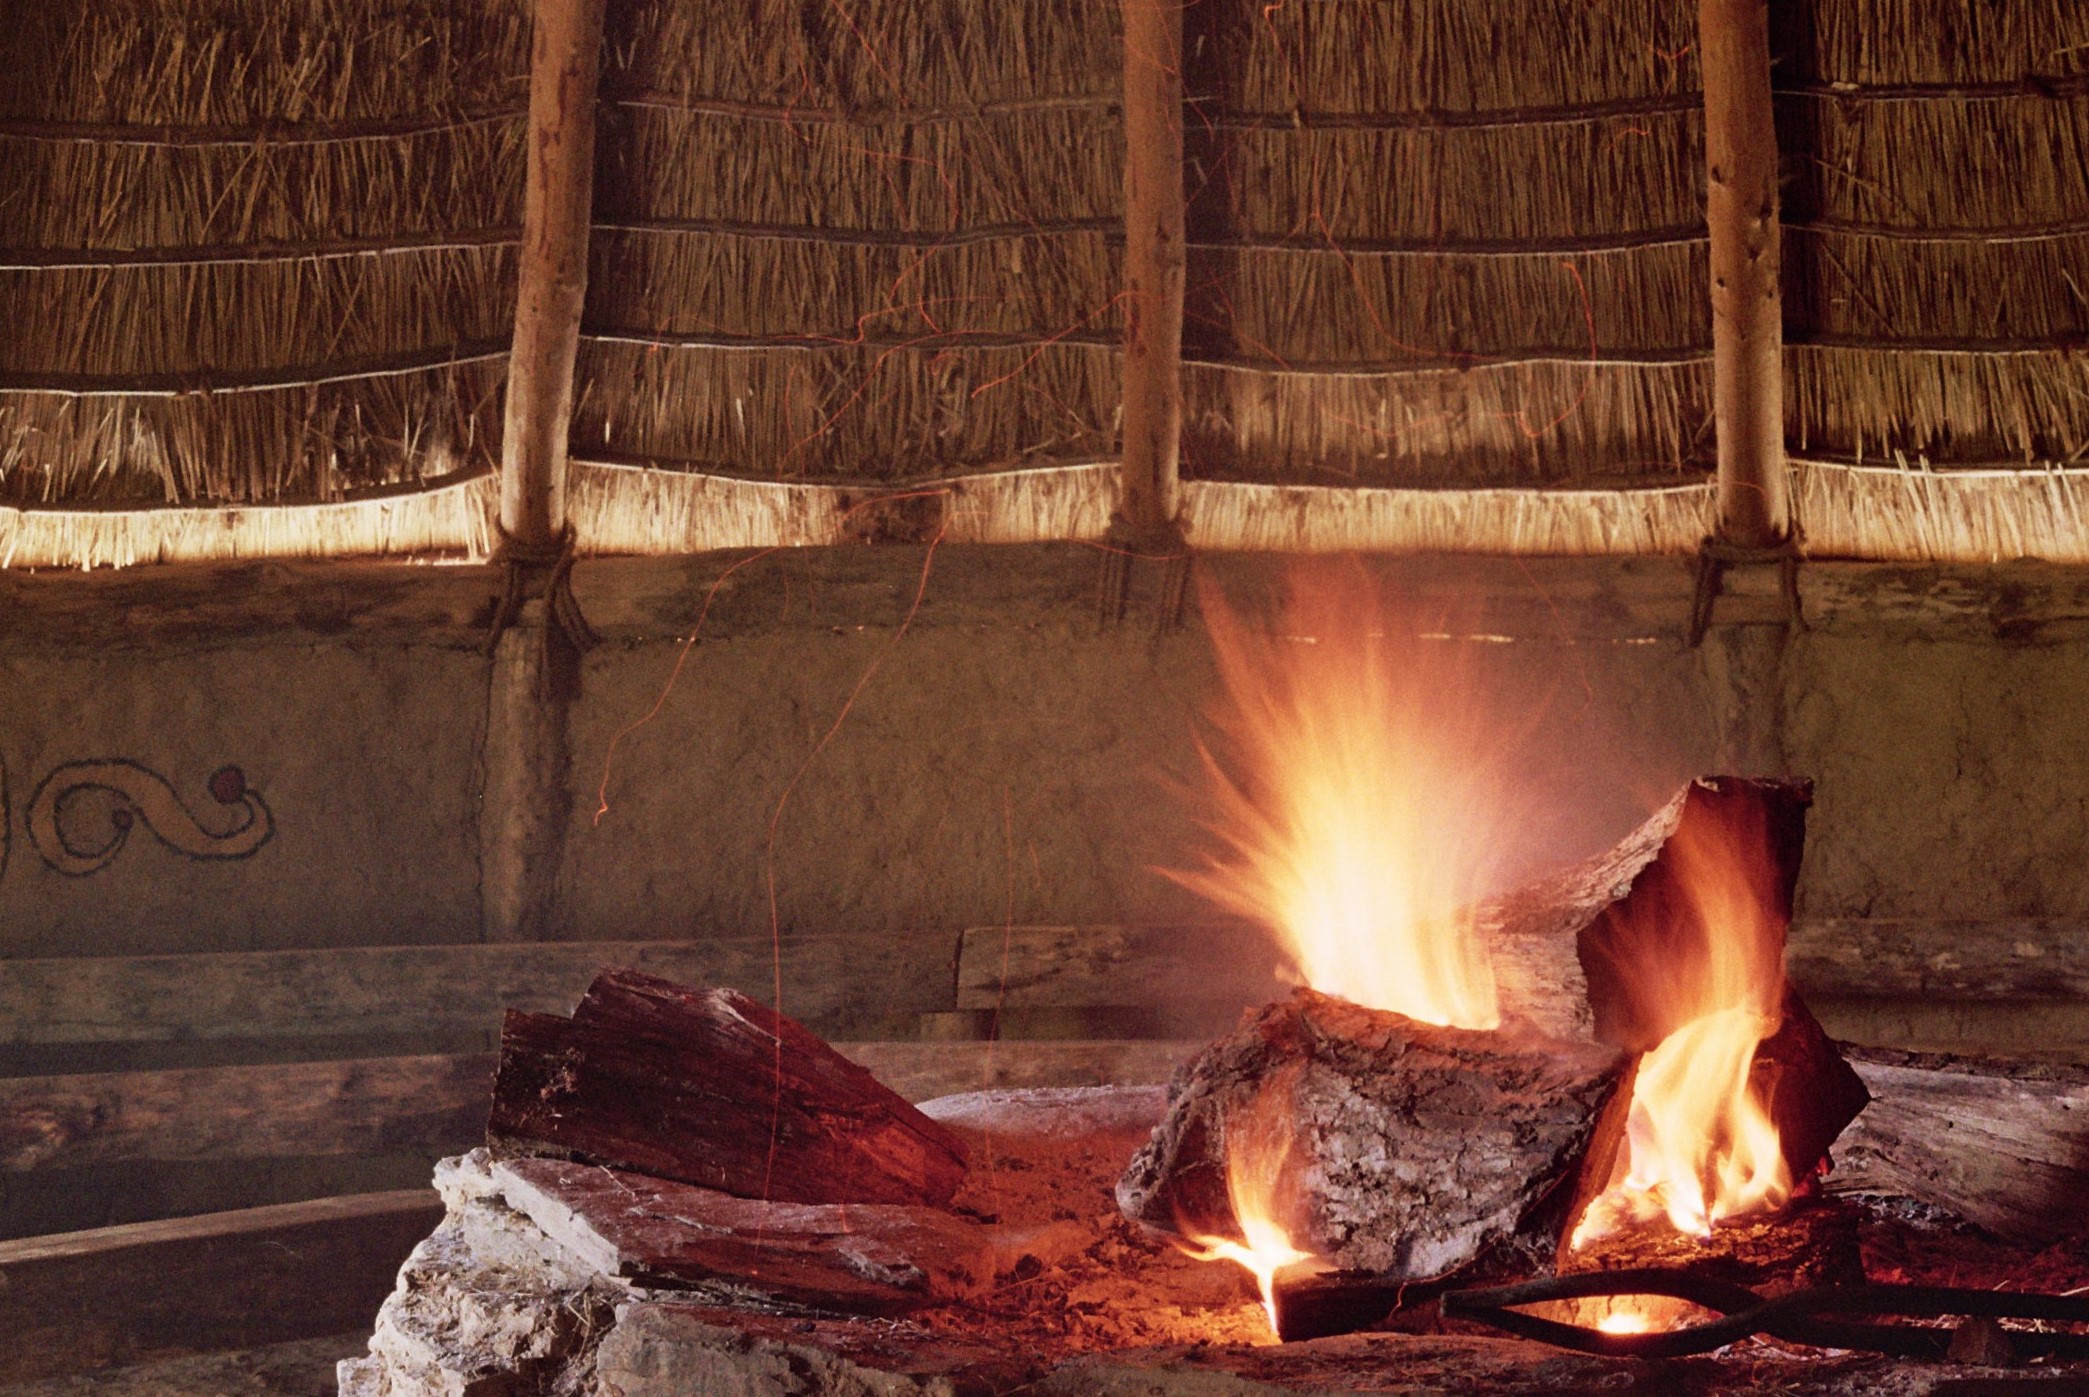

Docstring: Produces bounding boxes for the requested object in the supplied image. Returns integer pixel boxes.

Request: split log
[491,1156,999,1314]
[1828,1049,2089,1244]
[1116,989,1624,1278]
[487,970,969,1207]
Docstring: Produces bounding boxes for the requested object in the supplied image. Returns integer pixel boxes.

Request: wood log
[491,1156,998,1314]
[487,970,970,1207]
[1116,989,1625,1278]
[0,1190,441,1385]
[1828,1049,2089,1243]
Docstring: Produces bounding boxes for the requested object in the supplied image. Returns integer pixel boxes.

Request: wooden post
[502,0,604,545]
[480,0,605,942]
[1117,0,1186,543]
[1699,0,1788,548]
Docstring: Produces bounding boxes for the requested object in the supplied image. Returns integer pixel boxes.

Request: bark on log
[487,970,969,1207]
[1828,1049,2089,1243]
[491,1156,1000,1313]
[1116,989,1624,1278]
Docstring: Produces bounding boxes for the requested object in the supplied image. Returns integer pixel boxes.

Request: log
[491,1155,998,1314]
[487,970,970,1207]
[0,1190,442,1385]
[1116,989,1624,1278]
[1828,1049,2089,1243]
[1116,0,1185,539]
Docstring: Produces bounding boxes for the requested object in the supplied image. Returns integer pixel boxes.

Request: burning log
[486,969,969,1207]
[1115,989,1625,1280]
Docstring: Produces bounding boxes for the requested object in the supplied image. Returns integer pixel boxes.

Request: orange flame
[1177,1077,1324,1338]
[1572,810,1791,1246]
[1170,569,1529,1031]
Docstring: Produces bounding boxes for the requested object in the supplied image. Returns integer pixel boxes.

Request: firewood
[487,970,969,1207]
[1116,989,1625,1278]
[1829,1048,2089,1244]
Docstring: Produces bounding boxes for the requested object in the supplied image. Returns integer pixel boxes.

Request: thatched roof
[2,0,2089,566]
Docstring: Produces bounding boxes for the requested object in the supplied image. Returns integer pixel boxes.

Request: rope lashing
[1688,529,1805,647]
[483,521,598,657]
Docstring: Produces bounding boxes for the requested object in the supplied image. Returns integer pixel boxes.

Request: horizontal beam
[0,1040,1194,1177]
[956,919,2089,1011]
[0,936,958,1051]
[0,1189,441,1384]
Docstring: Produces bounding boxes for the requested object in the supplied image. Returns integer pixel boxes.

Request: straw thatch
[566,456,1713,558]
[0,356,504,506]
[1182,357,1712,488]
[1777,0,2089,87]
[1787,345,2089,468]
[1212,0,1698,115]
[1206,110,1703,244]
[0,0,527,126]
[1205,241,1709,367]
[0,120,523,251]
[572,338,1119,480]
[1787,227,2089,343]
[594,103,1122,233]
[1781,92,2089,231]
[587,227,1119,343]
[0,469,492,570]
[1796,457,2089,564]
[0,246,514,377]
[603,0,1116,110]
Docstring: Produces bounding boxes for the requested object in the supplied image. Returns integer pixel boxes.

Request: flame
[1572,805,1791,1246]
[1177,1075,1324,1338]
[1170,569,1525,1030]
[1598,1312,1655,1335]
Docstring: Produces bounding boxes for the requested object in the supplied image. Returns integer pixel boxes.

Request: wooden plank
[0,1054,495,1172]
[0,1190,442,1384]
[0,1041,1194,1177]
[0,935,960,1050]
[958,921,2089,1014]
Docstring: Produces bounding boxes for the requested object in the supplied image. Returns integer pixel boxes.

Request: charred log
[1116,989,1624,1278]
[487,970,969,1207]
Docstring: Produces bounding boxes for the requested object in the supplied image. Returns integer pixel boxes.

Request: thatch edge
[0,472,494,570]
[1794,457,2089,564]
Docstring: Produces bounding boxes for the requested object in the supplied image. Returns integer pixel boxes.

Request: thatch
[0,356,504,506]
[0,470,492,570]
[587,227,1118,343]
[604,0,1116,110]
[1203,241,1709,366]
[1781,91,2089,231]
[0,120,523,250]
[0,246,514,378]
[1787,345,2089,469]
[0,0,527,126]
[572,338,1118,481]
[1212,0,1698,115]
[1181,357,1712,488]
[1206,110,1702,244]
[594,103,1121,233]
[1787,227,2089,343]
[1795,458,2089,564]
[1776,0,2089,87]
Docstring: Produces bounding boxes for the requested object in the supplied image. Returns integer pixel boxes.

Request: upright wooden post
[480,0,605,942]
[501,0,604,546]
[1699,0,1789,549]
[1117,0,1186,543]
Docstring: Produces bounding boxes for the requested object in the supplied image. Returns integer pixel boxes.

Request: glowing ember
[1572,810,1792,1246]
[1170,569,1524,1031]
[1597,1311,1656,1335]
[1175,1071,1324,1338]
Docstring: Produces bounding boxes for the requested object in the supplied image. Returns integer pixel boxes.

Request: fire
[1572,806,1791,1246]
[1169,568,1523,1031]
[1177,1073,1323,1338]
